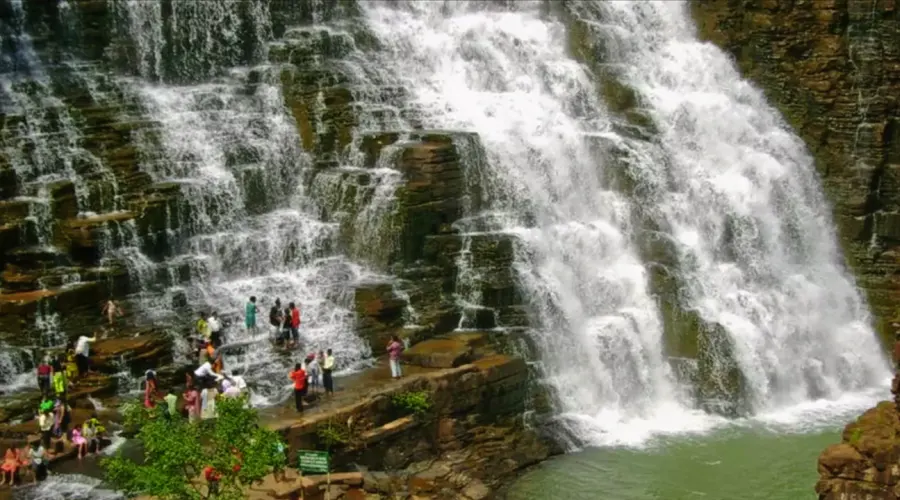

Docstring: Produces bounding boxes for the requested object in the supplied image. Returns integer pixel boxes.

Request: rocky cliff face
[692,0,900,344]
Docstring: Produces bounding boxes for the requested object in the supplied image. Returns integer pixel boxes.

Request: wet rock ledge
[262,332,560,500]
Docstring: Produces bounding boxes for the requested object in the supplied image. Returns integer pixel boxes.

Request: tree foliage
[102,397,287,500]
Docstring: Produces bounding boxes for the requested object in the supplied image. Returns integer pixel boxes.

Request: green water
[508,426,838,500]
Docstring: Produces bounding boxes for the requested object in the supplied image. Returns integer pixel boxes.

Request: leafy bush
[103,397,286,500]
[316,421,351,449]
[391,390,432,416]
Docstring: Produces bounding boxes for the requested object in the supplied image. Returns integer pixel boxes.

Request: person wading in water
[269,299,283,345]
[282,304,293,349]
[288,302,301,349]
[245,296,258,333]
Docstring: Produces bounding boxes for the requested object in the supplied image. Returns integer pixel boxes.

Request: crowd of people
[0,293,411,489]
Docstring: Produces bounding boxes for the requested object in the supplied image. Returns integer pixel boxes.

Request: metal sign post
[297,450,330,500]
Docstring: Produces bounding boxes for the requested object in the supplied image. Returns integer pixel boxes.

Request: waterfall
[359,0,688,446]
[594,1,890,408]
[105,0,407,403]
[357,0,890,445]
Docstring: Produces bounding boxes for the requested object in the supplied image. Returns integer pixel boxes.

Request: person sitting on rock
[82,415,102,455]
[0,446,20,486]
[25,440,46,483]
[72,427,87,460]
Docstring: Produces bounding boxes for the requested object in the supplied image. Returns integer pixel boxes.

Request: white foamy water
[594,0,890,408]
[357,0,890,446]
[17,474,122,500]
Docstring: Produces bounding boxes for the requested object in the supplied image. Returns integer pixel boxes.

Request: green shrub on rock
[103,397,286,500]
[391,390,432,417]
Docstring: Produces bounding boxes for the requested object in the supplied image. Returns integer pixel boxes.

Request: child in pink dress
[72,428,87,459]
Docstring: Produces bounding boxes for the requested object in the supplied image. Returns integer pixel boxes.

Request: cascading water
[359,0,692,446]
[593,0,890,408]
[105,0,415,403]
[357,0,890,445]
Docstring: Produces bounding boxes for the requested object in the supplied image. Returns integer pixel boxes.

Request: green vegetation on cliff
[102,398,286,500]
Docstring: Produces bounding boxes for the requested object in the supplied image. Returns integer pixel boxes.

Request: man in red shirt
[289,363,307,412]
[288,302,301,349]
[203,466,220,495]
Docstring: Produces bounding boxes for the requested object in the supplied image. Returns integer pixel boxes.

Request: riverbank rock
[402,332,488,369]
[816,401,900,499]
[264,344,558,500]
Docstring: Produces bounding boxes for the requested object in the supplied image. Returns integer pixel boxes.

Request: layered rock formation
[692,0,900,344]
[816,373,900,499]
[266,332,557,500]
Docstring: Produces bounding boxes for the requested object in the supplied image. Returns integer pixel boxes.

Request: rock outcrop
[692,0,900,344]
[266,341,558,500]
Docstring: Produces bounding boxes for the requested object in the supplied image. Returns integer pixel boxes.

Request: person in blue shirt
[245,296,258,333]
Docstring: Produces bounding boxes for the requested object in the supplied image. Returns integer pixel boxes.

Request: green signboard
[297,450,329,473]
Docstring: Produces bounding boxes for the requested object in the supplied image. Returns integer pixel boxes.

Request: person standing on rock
[208,312,223,348]
[323,349,335,396]
[288,302,301,349]
[282,304,294,349]
[269,299,283,344]
[51,360,68,403]
[196,312,211,342]
[306,353,321,395]
[36,356,52,398]
[245,296,258,333]
[387,335,404,379]
[289,362,307,412]
[101,299,124,327]
[74,332,98,376]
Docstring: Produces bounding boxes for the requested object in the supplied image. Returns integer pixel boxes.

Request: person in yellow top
[196,313,210,341]
[65,349,78,380]
[51,360,68,402]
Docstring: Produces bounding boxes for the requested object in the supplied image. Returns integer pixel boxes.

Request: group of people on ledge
[5,302,126,487]
[289,350,336,412]
[1,411,105,487]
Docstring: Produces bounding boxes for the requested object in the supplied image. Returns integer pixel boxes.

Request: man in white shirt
[74,333,98,376]
[38,410,53,450]
[194,361,224,388]
[207,312,222,348]
[322,348,335,396]
[28,441,46,482]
